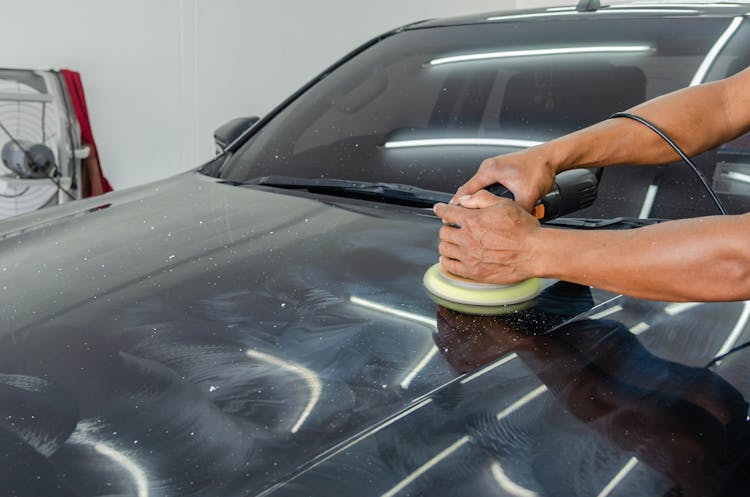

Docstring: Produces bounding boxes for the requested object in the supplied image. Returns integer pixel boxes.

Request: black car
[3,3,750,496]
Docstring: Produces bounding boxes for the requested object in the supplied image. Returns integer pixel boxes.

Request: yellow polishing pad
[426,292,535,316]
[422,263,542,311]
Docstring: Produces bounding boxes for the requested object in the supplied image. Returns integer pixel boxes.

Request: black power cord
[610,113,750,367]
[705,339,750,369]
[44,168,76,201]
[609,112,728,216]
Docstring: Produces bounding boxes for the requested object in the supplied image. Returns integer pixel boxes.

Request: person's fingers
[438,240,463,260]
[512,188,540,212]
[433,203,465,226]
[457,190,507,209]
[439,256,466,278]
[451,159,497,203]
[439,224,462,244]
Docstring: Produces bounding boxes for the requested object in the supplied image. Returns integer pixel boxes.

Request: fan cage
[0,68,84,220]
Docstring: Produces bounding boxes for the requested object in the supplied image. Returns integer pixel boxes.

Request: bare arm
[549,67,750,170]
[434,193,750,302]
[532,213,750,302]
[435,69,750,302]
[454,67,750,210]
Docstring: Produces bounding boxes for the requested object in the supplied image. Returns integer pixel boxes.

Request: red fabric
[60,69,113,195]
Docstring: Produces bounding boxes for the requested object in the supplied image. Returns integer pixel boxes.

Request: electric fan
[0,68,87,220]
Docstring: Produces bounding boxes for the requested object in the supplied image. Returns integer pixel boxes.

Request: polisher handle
[486,169,598,222]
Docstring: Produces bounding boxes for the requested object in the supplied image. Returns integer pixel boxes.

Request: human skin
[433,67,750,302]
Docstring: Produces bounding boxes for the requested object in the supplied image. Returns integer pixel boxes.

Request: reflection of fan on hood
[0,69,84,220]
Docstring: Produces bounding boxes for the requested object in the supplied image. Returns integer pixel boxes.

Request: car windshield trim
[230,176,668,228]
[543,216,667,229]
[233,175,454,207]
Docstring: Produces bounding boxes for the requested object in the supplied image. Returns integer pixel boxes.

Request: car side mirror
[214,116,260,153]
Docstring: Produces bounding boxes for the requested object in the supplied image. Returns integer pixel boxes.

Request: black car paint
[2,5,750,497]
[1,173,748,496]
[0,173,540,495]
[0,174,433,493]
[266,286,750,497]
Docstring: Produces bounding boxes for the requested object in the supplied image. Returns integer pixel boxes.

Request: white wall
[0,0,563,189]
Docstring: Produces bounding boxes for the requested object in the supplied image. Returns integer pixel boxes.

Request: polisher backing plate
[422,262,543,309]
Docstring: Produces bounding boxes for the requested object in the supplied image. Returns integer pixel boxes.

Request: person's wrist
[535,139,574,176]
[525,226,554,280]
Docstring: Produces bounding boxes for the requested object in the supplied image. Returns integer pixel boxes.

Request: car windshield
[217,16,750,219]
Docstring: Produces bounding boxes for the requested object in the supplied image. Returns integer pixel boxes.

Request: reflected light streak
[664,302,701,315]
[589,304,624,320]
[690,16,743,86]
[715,301,750,358]
[487,10,695,21]
[381,385,546,497]
[595,457,639,497]
[245,349,321,434]
[94,443,149,497]
[349,297,436,390]
[380,435,471,497]
[349,296,436,328]
[638,184,659,219]
[400,346,438,389]
[490,461,540,497]
[496,385,548,420]
[723,170,750,185]
[461,353,518,384]
[385,138,542,149]
[430,46,652,66]
[629,321,650,335]
[332,399,432,458]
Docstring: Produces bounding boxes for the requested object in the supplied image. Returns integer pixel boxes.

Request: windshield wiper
[229,177,667,228]
[543,217,667,229]
[234,175,452,207]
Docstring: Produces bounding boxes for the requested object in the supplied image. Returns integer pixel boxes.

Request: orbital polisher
[424,168,598,315]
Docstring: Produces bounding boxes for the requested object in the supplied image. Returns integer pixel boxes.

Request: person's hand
[433,190,541,284]
[451,150,557,212]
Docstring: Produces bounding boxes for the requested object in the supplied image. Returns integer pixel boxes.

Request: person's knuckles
[438,225,453,241]
[517,187,540,211]
[438,242,462,260]
[440,257,462,275]
[479,157,498,173]
[436,202,459,217]
[437,240,453,254]
[463,190,501,209]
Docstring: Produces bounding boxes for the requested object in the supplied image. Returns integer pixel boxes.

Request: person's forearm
[533,69,750,173]
[531,213,750,302]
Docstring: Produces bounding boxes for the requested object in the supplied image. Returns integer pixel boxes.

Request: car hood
[0,172,748,496]
[264,296,750,497]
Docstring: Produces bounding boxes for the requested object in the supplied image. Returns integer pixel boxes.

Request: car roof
[408,1,750,29]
